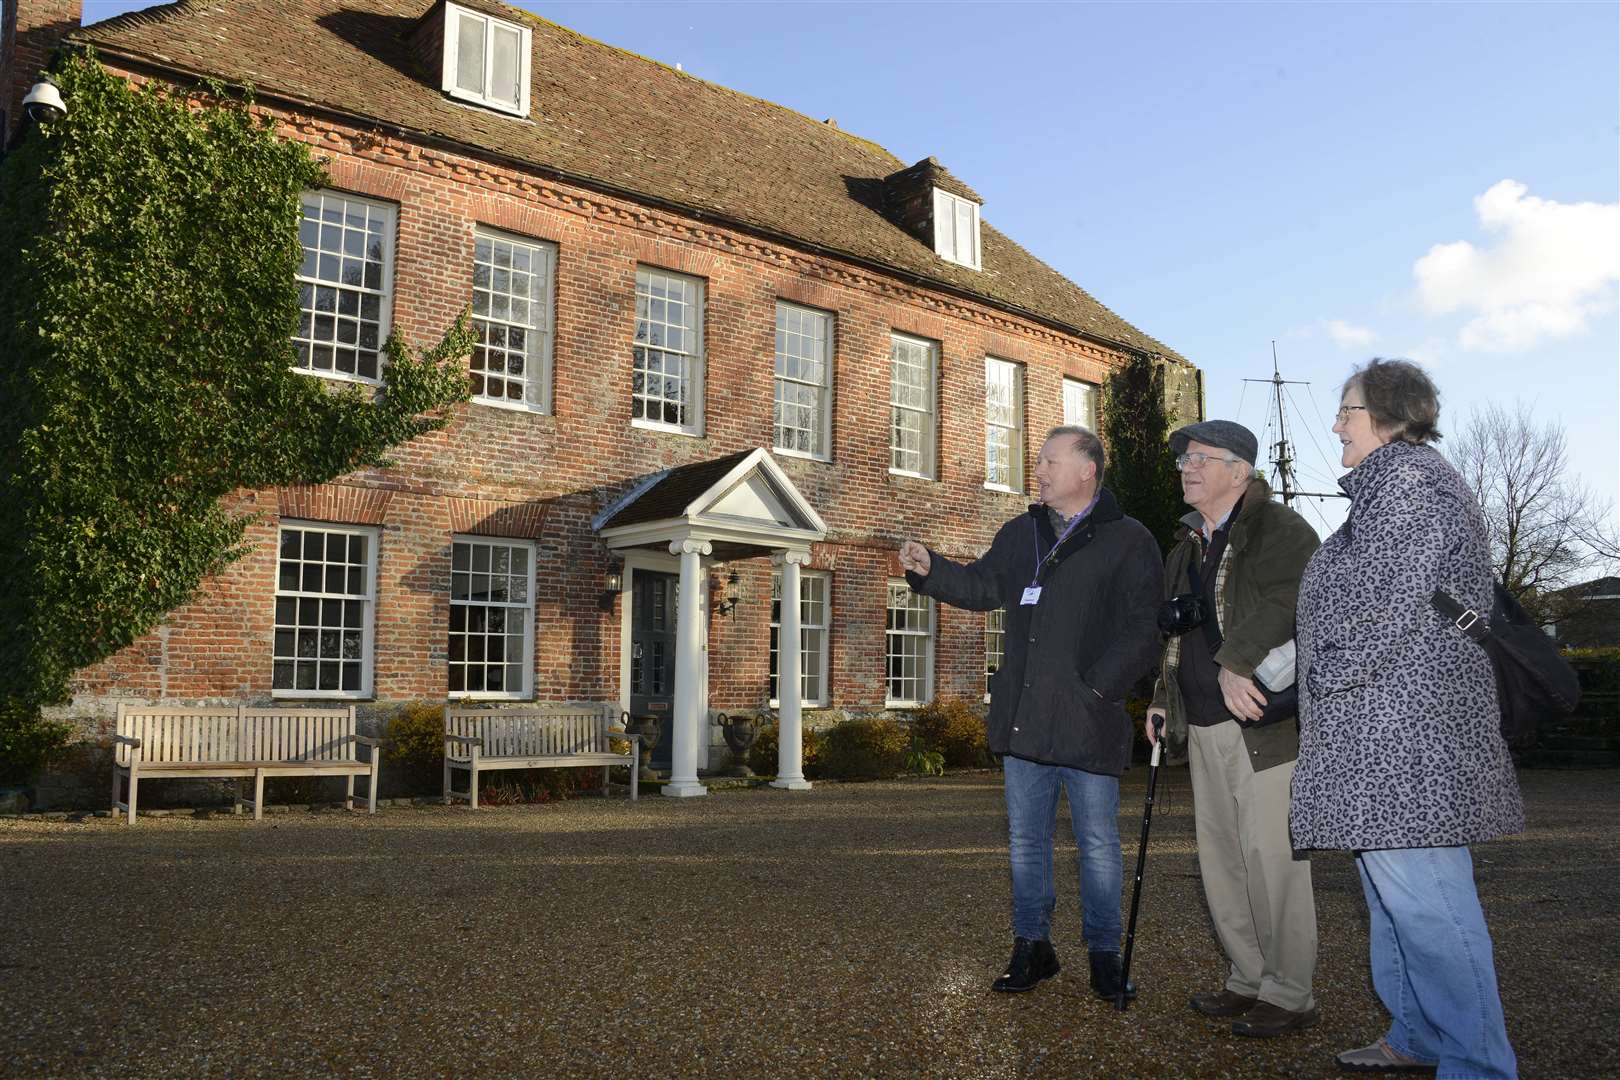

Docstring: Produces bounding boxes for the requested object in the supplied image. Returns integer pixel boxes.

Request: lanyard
[1030,497,1095,585]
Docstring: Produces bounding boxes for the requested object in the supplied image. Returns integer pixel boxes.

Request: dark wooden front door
[629,570,678,768]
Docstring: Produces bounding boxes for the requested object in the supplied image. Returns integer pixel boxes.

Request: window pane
[471,233,554,409]
[491,23,522,106]
[456,12,486,93]
[633,268,702,429]
[274,526,371,696]
[448,539,534,697]
[773,303,831,457]
[769,572,831,705]
[295,193,390,383]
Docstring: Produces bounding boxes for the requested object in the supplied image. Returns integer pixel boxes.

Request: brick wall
[65,75,1176,728]
[1,0,80,145]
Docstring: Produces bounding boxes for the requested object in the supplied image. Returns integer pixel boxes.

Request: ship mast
[1243,343,1347,508]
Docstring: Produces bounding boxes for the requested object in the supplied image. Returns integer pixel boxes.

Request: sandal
[1335,1037,1437,1073]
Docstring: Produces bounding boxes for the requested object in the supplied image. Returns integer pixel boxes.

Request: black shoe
[1088,950,1136,1001]
[991,937,1060,992]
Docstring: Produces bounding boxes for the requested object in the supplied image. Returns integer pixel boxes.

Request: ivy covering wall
[0,53,472,779]
[1104,354,1184,555]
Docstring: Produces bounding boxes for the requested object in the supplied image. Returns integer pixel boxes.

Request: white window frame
[272,522,378,699]
[442,1,531,117]
[470,227,556,413]
[932,187,981,270]
[889,332,938,479]
[985,608,1006,704]
[1063,376,1099,431]
[772,301,834,461]
[885,580,934,708]
[770,570,831,707]
[294,191,396,386]
[984,357,1025,493]
[448,536,537,701]
[632,266,706,437]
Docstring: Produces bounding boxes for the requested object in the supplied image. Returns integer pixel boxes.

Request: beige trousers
[1188,720,1318,1011]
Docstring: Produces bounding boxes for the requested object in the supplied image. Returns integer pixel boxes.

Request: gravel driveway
[4,768,1616,1078]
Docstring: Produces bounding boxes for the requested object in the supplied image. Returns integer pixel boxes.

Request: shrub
[0,702,72,786]
[385,701,445,771]
[747,720,824,777]
[909,697,991,768]
[817,717,909,780]
[905,738,945,777]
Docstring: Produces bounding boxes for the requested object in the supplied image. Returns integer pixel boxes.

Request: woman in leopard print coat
[1291,360,1521,1079]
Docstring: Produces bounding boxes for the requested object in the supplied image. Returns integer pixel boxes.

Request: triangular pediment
[594,448,827,551]
[700,471,805,529]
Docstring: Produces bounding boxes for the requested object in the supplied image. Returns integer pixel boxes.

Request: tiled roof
[597,450,754,530]
[74,0,1185,361]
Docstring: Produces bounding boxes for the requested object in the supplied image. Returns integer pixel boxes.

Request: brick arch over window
[889,312,953,343]
[775,280,844,313]
[278,484,393,525]
[445,496,551,540]
[631,236,719,278]
[317,156,409,203]
[469,195,569,245]
[981,333,1038,365]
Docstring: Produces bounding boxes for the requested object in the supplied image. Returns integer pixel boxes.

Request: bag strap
[1187,545,1225,652]
[1430,588,1491,645]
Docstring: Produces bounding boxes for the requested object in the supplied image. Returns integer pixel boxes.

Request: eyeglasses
[1335,405,1369,423]
[1175,451,1240,471]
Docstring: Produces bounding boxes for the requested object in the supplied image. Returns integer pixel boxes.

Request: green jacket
[1152,478,1320,772]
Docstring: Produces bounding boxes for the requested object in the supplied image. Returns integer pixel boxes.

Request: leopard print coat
[1290,440,1525,851]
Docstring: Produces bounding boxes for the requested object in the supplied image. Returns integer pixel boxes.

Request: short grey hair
[1045,424,1106,485]
[1345,358,1442,445]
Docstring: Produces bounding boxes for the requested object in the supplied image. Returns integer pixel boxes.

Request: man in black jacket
[900,426,1163,1000]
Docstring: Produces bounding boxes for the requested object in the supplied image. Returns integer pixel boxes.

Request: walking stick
[1116,716,1164,1011]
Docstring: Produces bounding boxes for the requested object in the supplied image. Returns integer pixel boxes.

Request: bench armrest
[113,734,142,748]
[445,734,483,748]
[351,735,380,747]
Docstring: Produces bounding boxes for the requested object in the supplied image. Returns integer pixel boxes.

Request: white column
[663,538,711,798]
[771,549,813,790]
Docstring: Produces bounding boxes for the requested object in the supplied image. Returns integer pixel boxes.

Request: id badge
[1020,586,1042,606]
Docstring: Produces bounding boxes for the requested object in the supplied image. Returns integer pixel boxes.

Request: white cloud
[1413,180,1620,351]
[1323,319,1378,350]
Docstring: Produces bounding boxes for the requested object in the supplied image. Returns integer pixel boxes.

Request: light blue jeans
[1357,847,1517,1080]
[1003,754,1122,951]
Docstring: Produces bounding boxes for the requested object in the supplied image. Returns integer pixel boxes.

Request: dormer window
[933,188,981,270]
[442,2,530,117]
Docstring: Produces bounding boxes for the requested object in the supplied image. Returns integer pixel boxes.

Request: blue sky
[83,0,1620,549]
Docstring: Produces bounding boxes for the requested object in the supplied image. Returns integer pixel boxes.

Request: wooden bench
[443,704,640,806]
[112,703,381,823]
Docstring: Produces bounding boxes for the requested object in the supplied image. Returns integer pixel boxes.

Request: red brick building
[4,0,1200,793]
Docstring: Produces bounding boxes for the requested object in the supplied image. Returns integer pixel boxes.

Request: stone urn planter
[719,712,759,777]
[622,712,662,781]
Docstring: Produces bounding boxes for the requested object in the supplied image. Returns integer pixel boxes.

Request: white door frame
[617,549,709,731]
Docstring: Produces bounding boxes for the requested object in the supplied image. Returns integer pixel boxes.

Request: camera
[1157,593,1208,635]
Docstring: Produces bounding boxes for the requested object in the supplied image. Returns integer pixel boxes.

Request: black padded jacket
[907,487,1164,776]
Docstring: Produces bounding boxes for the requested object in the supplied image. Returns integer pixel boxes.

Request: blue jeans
[1003,754,1122,951]
[1357,847,1517,1080]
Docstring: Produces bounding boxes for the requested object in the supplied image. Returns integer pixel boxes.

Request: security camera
[23,78,67,124]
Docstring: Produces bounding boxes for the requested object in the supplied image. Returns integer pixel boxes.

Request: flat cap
[1169,420,1259,466]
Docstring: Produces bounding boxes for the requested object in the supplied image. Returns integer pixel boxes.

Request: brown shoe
[1232,1000,1320,1038]
[1189,988,1259,1017]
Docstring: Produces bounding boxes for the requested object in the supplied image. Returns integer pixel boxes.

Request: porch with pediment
[593,449,828,797]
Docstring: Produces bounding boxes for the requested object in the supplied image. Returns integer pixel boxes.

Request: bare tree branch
[1445,403,1604,622]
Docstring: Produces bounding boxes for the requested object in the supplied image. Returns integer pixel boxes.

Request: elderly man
[1146,420,1321,1038]
[900,425,1162,1000]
